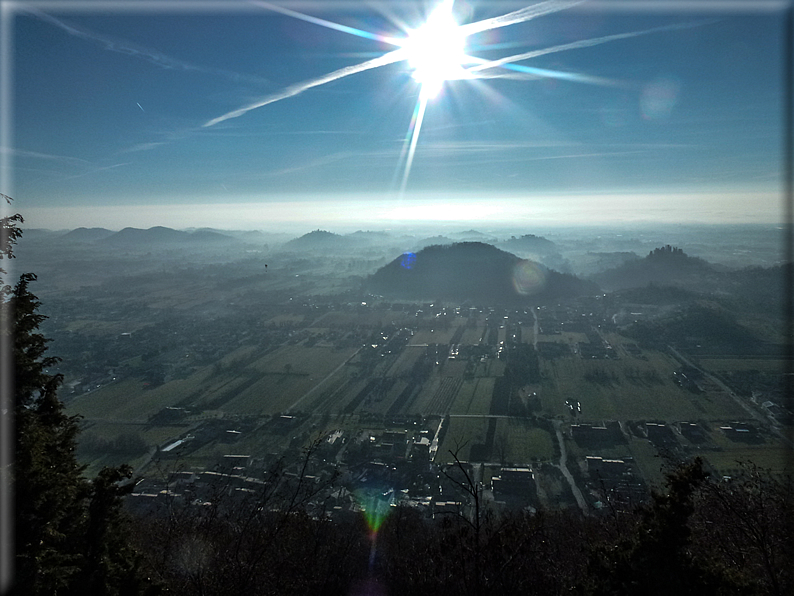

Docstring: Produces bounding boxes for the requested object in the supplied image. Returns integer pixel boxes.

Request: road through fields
[287,347,362,412]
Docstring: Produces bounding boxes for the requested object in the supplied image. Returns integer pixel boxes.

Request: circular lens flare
[512,260,547,296]
[401,252,417,269]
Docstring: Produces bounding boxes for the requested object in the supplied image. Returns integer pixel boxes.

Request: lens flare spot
[401,252,417,269]
[357,489,392,534]
[512,260,547,296]
[640,76,680,120]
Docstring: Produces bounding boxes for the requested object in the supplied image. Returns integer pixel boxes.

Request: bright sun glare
[206,0,685,196]
[403,0,468,99]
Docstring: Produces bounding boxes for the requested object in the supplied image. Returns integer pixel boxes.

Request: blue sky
[3,0,789,230]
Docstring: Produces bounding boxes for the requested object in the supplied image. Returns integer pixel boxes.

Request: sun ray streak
[468,56,616,86]
[203,49,406,127]
[469,21,710,75]
[399,95,429,195]
[248,0,402,46]
[200,0,701,195]
[459,0,585,36]
[205,0,597,129]
[391,99,423,190]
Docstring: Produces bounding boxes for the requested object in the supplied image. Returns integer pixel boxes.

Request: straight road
[287,347,362,412]
[667,345,793,449]
[531,307,539,351]
[553,419,589,513]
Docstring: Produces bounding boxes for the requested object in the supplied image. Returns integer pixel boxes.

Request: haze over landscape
[3,1,794,594]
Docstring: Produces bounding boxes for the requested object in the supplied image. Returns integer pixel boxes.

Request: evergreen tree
[1,200,156,595]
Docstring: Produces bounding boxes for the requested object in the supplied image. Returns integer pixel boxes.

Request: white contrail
[470,21,707,75]
[249,0,402,46]
[203,49,406,127]
[205,0,588,128]
[21,5,271,85]
[460,0,585,36]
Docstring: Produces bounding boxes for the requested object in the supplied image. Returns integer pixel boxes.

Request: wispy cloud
[261,152,354,177]
[413,139,580,153]
[123,141,169,153]
[1,146,90,166]
[20,6,272,86]
[411,141,651,164]
[119,123,205,154]
[64,162,132,180]
[271,130,365,136]
[3,146,131,180]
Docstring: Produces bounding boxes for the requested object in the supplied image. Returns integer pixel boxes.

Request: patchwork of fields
[67,303,791,488]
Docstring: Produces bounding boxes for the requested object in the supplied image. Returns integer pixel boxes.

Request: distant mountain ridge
[592,245,714,291]
[497,234,558,255]
[60,227,116,242]
[368,242,598,303]
[281,230,353,251]
[95,226,240,246]
[448,229,498,243]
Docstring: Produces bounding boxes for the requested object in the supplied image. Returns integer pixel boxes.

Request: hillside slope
[368,242,598,303]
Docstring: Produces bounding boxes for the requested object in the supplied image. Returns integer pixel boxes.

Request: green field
[61,293,788,499]
[437,417,490,463]
[411,327,457,345]
[539,350,747,422]
[68,372,211,422]
[459,326,485,345]
[702,426,793,476]
[66,343,358,422]
[450,378,494,415]
[698,358,788,372]
[436,416,555,465]
[224,345,359,414]
[502,418,554,463]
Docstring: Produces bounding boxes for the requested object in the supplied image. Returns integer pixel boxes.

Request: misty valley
[9,0,791,591]
[13,222,790,519]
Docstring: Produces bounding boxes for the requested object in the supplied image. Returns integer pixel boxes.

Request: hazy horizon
[15,189,786,233]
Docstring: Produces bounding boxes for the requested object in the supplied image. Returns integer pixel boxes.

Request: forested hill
[59,227,115,243]
[592,245,715,291]
[497,233,558,255]
[280,229,353,252]
[367,242,598,303]
[99,226,240,246]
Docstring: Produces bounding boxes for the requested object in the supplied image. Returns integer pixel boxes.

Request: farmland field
[31,229,786,517]
[437,417,491,463]
[698,358,787,372]
[538,349,747,422]
[450,378,495,415]
[501,418,555,463]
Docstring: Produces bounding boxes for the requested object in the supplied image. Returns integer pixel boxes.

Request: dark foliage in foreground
[125,457,792,596]
[4,205,157,595]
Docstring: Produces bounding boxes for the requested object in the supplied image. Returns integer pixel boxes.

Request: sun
[402,0,468,99]
[205,0,671,193]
